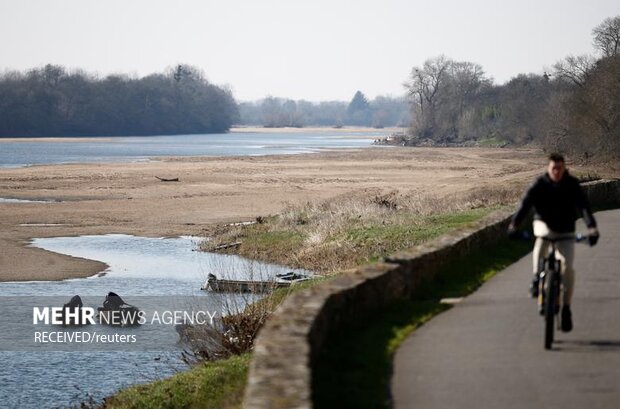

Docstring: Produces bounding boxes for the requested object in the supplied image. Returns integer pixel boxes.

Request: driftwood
[213,241,242,251]
[155,176,180,182]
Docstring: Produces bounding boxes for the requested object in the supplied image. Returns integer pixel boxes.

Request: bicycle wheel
[544,270,557,350]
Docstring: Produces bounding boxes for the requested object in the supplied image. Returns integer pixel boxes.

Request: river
[0,130,384,167]
[0,229,310,408]
[0,129,376,407]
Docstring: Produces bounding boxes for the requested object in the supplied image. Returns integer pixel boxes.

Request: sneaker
[529,276,540,298]
[561,306,573,332]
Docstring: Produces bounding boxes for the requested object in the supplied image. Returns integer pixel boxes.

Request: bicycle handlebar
[539,234,586,243]
[508,230,596,245]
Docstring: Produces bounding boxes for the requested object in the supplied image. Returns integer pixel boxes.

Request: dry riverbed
[0,146,598,282]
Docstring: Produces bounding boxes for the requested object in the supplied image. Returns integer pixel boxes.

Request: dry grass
[181,185,521,363]
[201,185,523,274]
[178,291,284,362]
[103,184,524,408]
[178,271,323,363]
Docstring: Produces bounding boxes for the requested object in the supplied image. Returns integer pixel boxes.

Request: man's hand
[588,227,600,246]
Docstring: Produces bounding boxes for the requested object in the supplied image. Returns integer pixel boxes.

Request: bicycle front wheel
[544,272,556,350]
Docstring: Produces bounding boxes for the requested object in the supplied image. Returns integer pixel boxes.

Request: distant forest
[401,15,620,160]
[237,92,410,128]
[1,14,617,154]
[0,62,408,137]
[0,65,239,137]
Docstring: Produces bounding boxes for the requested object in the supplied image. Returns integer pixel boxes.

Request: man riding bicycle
[508,153,599,332]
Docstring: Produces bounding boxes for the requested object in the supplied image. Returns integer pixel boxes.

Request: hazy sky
[1,0,619,101]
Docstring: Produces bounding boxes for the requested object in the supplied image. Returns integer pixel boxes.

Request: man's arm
[573,179,597,228]
[574,181,598,244]
[509,180,537,230]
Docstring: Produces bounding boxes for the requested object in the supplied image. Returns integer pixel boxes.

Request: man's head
[547,153,566,182]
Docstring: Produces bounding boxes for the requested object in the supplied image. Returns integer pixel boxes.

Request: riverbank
[0,126,397,143]
[229,125,405,136]
[102,207,506,409]
[0,146,580,282]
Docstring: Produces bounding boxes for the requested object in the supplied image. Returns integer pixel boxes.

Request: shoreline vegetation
[102,202,510,409]
[1,16,617,149]
[101,175,600,408]
[102,167,614,409]
[0,65,238,137]
[200,193,515,274]
[389,17,620,162]
[0,125,401,142]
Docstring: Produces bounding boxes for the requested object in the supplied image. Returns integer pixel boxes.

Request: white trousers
[532,220,576,306]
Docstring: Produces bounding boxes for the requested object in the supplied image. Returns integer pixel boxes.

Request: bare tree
[446,61,491,118]
[405,56,493,142]
[405,55,451,137]
[592,15,620,57]
[552,55,596,87]
[260,96,282,127]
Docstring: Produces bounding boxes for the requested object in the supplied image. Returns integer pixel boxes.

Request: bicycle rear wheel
[544,271,557,350]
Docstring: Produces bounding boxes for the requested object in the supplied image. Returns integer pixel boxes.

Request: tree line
[237,91,410,128]
[403,15,620,160]
[0,64,239,137]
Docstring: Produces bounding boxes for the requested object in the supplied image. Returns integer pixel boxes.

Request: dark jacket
[512,171,597,233]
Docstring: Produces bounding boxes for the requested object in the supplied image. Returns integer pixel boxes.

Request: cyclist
[508,153,599,332]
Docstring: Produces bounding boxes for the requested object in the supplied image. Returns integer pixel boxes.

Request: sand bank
[0,147,552,281]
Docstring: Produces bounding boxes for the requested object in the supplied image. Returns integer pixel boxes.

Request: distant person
[508,153,599,332]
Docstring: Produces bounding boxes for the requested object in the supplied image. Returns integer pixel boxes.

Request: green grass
[103,354,251,409]
[476,136,508,147]
[342,210,490,247]
[312,237,531,409]
[208,207,498,274]
[202,222,308,268]
[339,208,493,264]
[244,229,306,251]
[102,278,331,409]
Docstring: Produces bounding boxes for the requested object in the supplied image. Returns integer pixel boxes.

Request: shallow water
[0,198,53,203]
[0,131,381,167]
[0,234,308,408]
[3,234,300,296]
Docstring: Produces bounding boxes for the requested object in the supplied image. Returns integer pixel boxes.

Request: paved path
[392,210,620,409]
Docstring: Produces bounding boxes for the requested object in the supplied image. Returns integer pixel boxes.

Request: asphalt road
[392,209,620,409]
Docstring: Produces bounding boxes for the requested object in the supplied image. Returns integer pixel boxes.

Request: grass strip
[102,354,251,409]
[204,207,497,274]
[100,279,330,409]
[312,237,531,409]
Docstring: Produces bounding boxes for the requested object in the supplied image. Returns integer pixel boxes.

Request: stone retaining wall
[243,180,620,409]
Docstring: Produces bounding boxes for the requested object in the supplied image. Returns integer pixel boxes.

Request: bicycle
[536,234,589,350]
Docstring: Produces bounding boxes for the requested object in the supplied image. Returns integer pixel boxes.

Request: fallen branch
[213,241,242,251]
[155,176,180,182]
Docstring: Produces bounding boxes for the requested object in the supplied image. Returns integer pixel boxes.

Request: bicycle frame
[537,234,587,350]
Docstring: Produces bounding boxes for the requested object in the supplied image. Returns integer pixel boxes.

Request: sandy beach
[0,147,560,282]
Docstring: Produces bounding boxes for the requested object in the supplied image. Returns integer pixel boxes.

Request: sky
[1,0,619,102]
